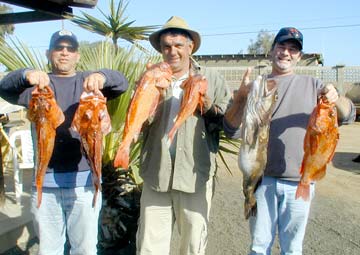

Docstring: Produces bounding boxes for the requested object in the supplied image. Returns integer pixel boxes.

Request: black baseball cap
[49,29,79,50]
[273,27,303,50]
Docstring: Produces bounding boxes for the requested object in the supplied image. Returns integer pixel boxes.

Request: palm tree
[69,0,158,51]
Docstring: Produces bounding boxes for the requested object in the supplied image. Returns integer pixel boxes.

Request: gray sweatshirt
[224,74,355,181]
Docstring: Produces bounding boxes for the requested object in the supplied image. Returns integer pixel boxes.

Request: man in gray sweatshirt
[224,27,355,255]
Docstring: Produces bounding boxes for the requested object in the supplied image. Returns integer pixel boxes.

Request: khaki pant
[136,179,214,255]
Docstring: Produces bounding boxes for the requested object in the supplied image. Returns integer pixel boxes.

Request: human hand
[321,84,339,103]
[233,67,252,103]
[199,93,213,114]
[83,72,106,94]
[25,70,50,89]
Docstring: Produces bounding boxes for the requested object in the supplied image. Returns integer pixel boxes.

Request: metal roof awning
[0,0,98,24]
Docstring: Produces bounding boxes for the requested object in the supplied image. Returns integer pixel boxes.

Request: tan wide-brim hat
[149,16,201,54]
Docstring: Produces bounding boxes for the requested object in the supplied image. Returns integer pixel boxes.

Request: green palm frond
[69,0,158,46]
[0,37,48,71]
[218,131,241,175]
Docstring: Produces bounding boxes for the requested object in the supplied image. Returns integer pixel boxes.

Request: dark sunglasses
[53,45,78,53]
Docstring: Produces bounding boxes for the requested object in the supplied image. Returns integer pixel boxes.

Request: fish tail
[167,124,179,146]
[244,198,257,220]
[92,188,99,208]
[114,145,130,169]
[243,183,258,220]
[167,130,175,146]
[36,185,42,208]
[295,182,310,201]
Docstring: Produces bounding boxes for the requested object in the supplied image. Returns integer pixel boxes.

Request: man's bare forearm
[224,99,247,129]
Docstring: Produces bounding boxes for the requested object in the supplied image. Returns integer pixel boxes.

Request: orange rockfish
[238,76,277,219]
[295,97,339,201]
[167,74,208,145]
[71,91,111,207]
[27,86,65,208]
[114,62,172,169]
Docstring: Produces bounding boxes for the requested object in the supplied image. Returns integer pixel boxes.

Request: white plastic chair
[9,130,34,204]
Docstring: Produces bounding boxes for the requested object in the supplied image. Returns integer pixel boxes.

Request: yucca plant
[0,37,49,71]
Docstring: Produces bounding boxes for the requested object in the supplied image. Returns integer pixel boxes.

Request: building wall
[193,53,323,68]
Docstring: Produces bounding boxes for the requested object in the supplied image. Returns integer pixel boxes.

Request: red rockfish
[27,86,65,208]
[167,74,208,145]
[71,91,111,207]
[114,62,172,169]
[296,97,339,201]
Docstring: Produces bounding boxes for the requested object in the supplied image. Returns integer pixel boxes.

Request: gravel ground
[4,123,360,255]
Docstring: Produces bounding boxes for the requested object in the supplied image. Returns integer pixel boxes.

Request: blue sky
[5,0,360,67]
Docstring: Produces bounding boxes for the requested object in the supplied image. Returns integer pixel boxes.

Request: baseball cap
[49,29,79,50]
[273,27,303,50]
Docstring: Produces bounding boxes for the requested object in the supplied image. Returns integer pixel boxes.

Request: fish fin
[198,100,205,115]
[155,80,171,89]
[148,94,161,119]
[254,176,262,193]
[299,160,306,175]
[199,77,208,94]
[114,146,130,169]
[92,188,98,208]
[100,109,112,135]
[312,166,327,181]
[180,76,193,90]
[167,125,178,146]
[250,203,257,218]
[265,79,277,94]
[310,135,319,155]
[37,186,42,208]
[166,135,172,148]
[244,200,257,220]
[245,124,256,145]
[327,140,338,163]
[243,178,258,220]
[295,183,310,201]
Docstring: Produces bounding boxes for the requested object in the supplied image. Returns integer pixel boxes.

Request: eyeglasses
[52,45,78,53]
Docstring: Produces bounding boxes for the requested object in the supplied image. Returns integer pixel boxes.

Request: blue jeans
[249,176,315,255]
[31,186,102,255]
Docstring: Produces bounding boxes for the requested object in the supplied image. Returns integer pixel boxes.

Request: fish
[167,74,208,145]
[71,91,111,207]
[114,62,172,169]
[27,86,65,208]
[238,76,277,219]
[295,97,339,201]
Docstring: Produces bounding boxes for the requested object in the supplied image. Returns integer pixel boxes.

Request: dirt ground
[190,121,360,255]
[5,122,360,255]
